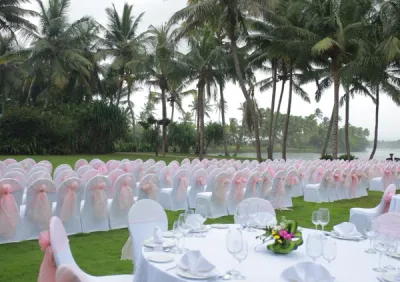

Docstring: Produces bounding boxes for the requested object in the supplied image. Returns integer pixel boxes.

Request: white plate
[381,271,399,282]
[391,252,400,259]
[144,238,176,248]
[163,231,175,238]
[211,224,229,229]
[191,225,211,233]
[329,231,363,241]
[176,267,219,280]
[147,253,175,263]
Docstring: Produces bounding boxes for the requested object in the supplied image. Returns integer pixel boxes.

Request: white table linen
[134,225,381,282]
[389,194,400,213]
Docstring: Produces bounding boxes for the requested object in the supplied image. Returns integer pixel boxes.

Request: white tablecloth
[133,225,385,282]
[389,194,400,213]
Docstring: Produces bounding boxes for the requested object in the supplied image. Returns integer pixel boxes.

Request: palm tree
[0,0,38,37]
[168,83,196,122]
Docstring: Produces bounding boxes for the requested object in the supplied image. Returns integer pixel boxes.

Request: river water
[211,148,399,161]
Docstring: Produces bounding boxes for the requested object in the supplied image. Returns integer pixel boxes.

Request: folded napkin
[280,262,334,282]
[254,212,277,227]
[333,222,362,238]
[153,227,164,244]
[178,250,215,277]
[185,214,203,230]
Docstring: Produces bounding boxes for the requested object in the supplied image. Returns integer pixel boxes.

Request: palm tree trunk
[219,83,229,156]
[282,64,293,161]
[195,88,200,154]
[271,78,285,155]
[161,87,168,156]
[171,102,175,122]
[198,83,205,160]
[345,93,351,160]
[229,33,262,162]
[321,108,334,157]
[268,60,278,160]
[331,57,340,159]
[370,86,379,160]
[234,112,245,157]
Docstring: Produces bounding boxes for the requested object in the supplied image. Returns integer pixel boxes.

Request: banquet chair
[355,166,369,198]
[268,170,286,209]
[292,167,306,197]
[227,171,248,215]
[20,178,57,240]
[91,161,108,175]
[0,178,24,244]
[372,212,400,238]
[128,199,168,267]
[205,168,222,192]
[0,161,6,173]
[159,169,189,211]
[283,170,299,207]
[53,178,84,235]
[107,169,125,197]
[156,160,166,168]
[76,165,92,177]
[89,158,101,165]
[74,159,88,171]
[108,173,136,230]
[159,166,173,189]
[206,165,217,173]
[346,168,359,199]
[38,160,53,172]
[181,158,190,166]
[337,168,350,200]
[28,171,52,185]
[137,174,160,202]
[55,170,79,190]
[4,170,27,187]
[4,158,17,165]
[187,168,208,209]
[258,170,273,199]
[81,169,101,185]
[244,171,262,199]
[32,163,52,174]
[80,176,111,233]
[54,165,73,179]
[50,217,133,282]
[234,198,276,225]
[5,163,24,173]
[369,166,392,192]
[106,160,121,172]
[305,165,317,185]
[303,170,332,203]
[196,171,230,218]
[350,184,397,235]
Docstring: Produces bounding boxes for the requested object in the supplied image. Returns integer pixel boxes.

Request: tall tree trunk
[161,87,167,156]
[271,78,286,155]
[127,92,137,151]
[195,87,200,154]
[234,111,245,157]
[268,60,278,160]
[198,83,205,160]
[345,92,351,160]
[171,102,175,122]
[229,32,262,162]
[321,108,334,157]
[331,57,340,159]
[219,83,229,156]
[282,64,293,161]
[370,86,379,160]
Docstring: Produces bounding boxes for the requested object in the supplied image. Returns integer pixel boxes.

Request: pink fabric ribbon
[350,174,359,197]
[196,176,206,187]
[233,177,247,202]
[383,192,394,213]
[384,169,392,189]
[177,176,189,201]
[262,177,271,196]
[142,182,157,200]
[333,173,343,183]
[165,170,172,186]
[29,184,55,229]
[251,177,263,196]
[60,181,79,223]
[90,182,107,219]
[269,168,276,178]
[38,231,56,282]
[286,176,299,186]
[215,178,230,204]
[0,184,19,238]
[118,177,134,210]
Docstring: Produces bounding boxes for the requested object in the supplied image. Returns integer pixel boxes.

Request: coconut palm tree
[0,0,38,37]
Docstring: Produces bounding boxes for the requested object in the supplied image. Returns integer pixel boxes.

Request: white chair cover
[137,174,160,202]
[76,165,92,177]
[244,171,262,199]
[227,171,248,215]
[160,169,189,211]
[55,170,79,190]
[74,159,88,171]
[234,198,276,224]
[187,169,207,209]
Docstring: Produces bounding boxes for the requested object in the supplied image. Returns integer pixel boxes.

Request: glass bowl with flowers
[256,219,303,254]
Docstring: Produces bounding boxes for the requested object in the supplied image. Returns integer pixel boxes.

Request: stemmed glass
[178,213,192,239]
[364,219,377,254]
[233,240,248,280]
[373,234,387,273]
[318,208,330,232]
[226,228,244,277]
[384,236,397,270]
[247,203,259,232]
[306,233,323,262]
[323,239,337,263]
[312,211,321,230]
[195,204,208,237]
[236,204,248,231]
[172,221,184,253]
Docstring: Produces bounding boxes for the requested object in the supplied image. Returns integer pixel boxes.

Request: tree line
[0,0,397,160]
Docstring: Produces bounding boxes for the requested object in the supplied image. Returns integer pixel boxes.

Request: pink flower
[284,234,292,241]
[279,230,288,237]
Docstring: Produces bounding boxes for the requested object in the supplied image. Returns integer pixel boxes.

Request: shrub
[320,154,333,160]
[338,154,357,160]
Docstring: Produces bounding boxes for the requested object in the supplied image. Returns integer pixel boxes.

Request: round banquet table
[133,225,384,282]
[389,194,400,213]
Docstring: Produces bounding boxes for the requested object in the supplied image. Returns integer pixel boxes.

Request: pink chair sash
[0,184,20,238]
[165,170,172,186]
[38,231,56,282]
[196,176,206,187]
[60,181,79,223]
[142,182,157,200]
[383,192,394,213]
[350,174,359,197]
[298,172,305,183]
[89,183,107,219]
[29,184,56,229]
[215,178,230,204]
[118,177,134,210]
[177,176,189,201]
[269,168,276,178]
[251,177,263,196]
[233,177,247,202]
[262,177,271,196]
[316,170,324,183]
[286,176,299,186]
[383,169,392,189]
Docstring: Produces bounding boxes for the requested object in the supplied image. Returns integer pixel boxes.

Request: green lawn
[0,154,382,281]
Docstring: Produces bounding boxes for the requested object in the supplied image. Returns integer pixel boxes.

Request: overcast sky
[23,0,400,141]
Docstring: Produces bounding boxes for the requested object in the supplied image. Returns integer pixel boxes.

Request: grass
[0,154,383,281]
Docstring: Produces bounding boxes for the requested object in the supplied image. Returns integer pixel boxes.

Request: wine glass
[173,221,184,253]
[364,219,377,254]
[306,233,323,262]
[226,228,244,277]
[312,211,321,230]
[178,214,192,238]
[233,240,248,280]
[373,234,387,273]
[318,208,330,232]
[247,203,259,232]
[384,236,397,270]
[236,204,248,230]
[195,204,208,237]
[323,239,337,263]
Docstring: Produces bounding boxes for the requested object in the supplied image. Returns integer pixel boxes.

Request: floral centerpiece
[256,220,303,254]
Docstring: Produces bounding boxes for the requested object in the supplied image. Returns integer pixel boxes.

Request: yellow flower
[278,240,283,244]
[274,235,280,239]
[271,231,276,235]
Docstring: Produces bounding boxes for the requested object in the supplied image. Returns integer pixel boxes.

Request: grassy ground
[0,154,382,281]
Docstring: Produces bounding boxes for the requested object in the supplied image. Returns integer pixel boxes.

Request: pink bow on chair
[350,174,359,197]
[177,176,189,201]
[60,181,79,223]
[165,170,172,186]
[0,184,20,238]
[233,177,247,202]
[383,192,395,213]
[215,178,230,204]
[90,182,107,219]
[269,168,276,178]
[30,184,55,229]
[251,177,263,196]
[262,177,271,196]
[118,178,134,210]
[383,169,392,189]
[38,231,56,282]
[196,176,206,187]
[286,176,299,186]
[142,182,157,200]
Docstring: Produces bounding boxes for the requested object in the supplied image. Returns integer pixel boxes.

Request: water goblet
[172,221,184,253]
[306,233,323,262]
[312,211,321,230]
[236,204,248,230]
[233,240,248,280]
[364,219,377,254]
[195,204,208,237]
[318,208,330,232]
[373,234,387,273]
[384,236,397,270]
[323,239,337,263]
[247,203,259,232]
[226,228,244,277]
